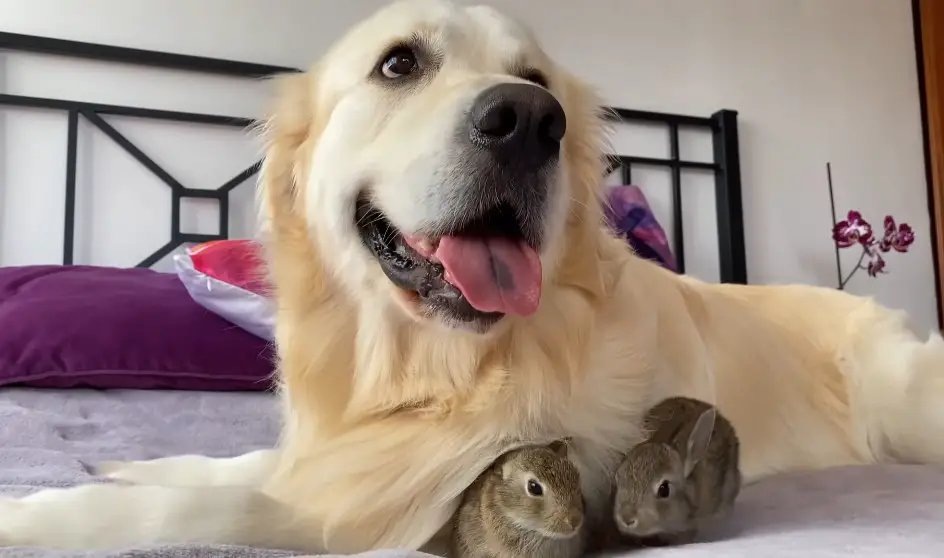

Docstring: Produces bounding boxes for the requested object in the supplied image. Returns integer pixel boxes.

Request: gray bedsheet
[2,388,944,557]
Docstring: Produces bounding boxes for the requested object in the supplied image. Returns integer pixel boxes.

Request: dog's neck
[270,234,619,442]
[343,283,593,420]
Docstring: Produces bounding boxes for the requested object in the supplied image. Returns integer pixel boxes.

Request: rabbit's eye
[656,480,671,499]
[526,479,544,497]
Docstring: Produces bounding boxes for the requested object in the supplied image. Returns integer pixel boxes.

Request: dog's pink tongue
[434,236,542,316]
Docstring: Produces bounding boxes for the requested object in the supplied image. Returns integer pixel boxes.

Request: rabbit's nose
[566,510,584,530]
[616,509,638,530]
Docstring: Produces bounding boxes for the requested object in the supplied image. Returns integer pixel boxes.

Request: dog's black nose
[468,83,566,169]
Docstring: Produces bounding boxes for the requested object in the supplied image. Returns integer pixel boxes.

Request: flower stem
[827,162,843,289]
[839,249,868,290]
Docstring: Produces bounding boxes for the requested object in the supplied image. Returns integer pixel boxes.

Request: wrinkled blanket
[3,388,944,557]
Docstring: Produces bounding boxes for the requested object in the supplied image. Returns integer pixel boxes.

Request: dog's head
[260,0,609,335]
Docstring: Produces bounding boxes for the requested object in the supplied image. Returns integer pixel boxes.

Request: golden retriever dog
[2,0,943,553]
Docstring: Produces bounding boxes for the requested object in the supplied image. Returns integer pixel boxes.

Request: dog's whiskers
[381,228,399,247]
[355,212,384,228]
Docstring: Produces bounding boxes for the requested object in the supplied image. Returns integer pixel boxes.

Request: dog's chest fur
[557,331,660,523]
[271,277,670,552]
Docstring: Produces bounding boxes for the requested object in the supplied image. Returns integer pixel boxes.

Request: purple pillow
[0,265,276,391]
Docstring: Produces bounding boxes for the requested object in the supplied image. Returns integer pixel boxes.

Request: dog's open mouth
[355,195,542,323]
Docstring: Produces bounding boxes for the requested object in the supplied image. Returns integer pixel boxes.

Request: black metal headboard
[602,108,746,283]
[0,31,747,283]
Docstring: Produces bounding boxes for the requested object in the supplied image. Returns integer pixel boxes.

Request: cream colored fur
[3,0,944,553]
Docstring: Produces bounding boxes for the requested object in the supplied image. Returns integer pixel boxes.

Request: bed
[2,29,943,558]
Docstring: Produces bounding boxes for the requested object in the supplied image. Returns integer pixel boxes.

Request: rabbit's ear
[684,407,716,476]
[548,438,570,457]
[497,454,517,481]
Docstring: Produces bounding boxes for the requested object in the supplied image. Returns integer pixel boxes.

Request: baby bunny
[450,439,586,558]
[612,396,741,546]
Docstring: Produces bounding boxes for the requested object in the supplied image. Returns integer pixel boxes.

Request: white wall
[0,0,936,332]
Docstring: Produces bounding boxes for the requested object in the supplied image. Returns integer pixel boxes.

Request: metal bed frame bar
[602,108,745,282]
[0,31,747,283]
[0,31,297,267]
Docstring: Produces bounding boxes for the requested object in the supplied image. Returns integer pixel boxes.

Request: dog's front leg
[0,483,322,551]
[96,449,277,487]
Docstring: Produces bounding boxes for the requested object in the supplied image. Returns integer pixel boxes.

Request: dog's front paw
[92,452,274,487]
[93,459,134,479]
[94,458,171,484]
[0,497,40,547]
[0,501,16,547]
[0,485,132,549]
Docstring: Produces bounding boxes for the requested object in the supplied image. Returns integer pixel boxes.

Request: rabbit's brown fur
[452,442,586,558]
[612,396,741,546]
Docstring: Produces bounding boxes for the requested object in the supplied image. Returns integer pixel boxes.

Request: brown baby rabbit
[451,440,586,558]
[612,396,741,546]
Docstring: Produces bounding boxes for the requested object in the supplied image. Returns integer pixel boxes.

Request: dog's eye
[526,479,544,497]
[656,480,671,499]
[520,69,549,89]
[380,47,418,79]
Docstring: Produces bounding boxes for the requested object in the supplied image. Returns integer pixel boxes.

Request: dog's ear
[551,73,609,304]
[255,68,336,315]
[257,68,358,440]
[257,69,319,232]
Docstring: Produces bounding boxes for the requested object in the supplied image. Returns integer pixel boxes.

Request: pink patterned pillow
[174,240,275,342]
